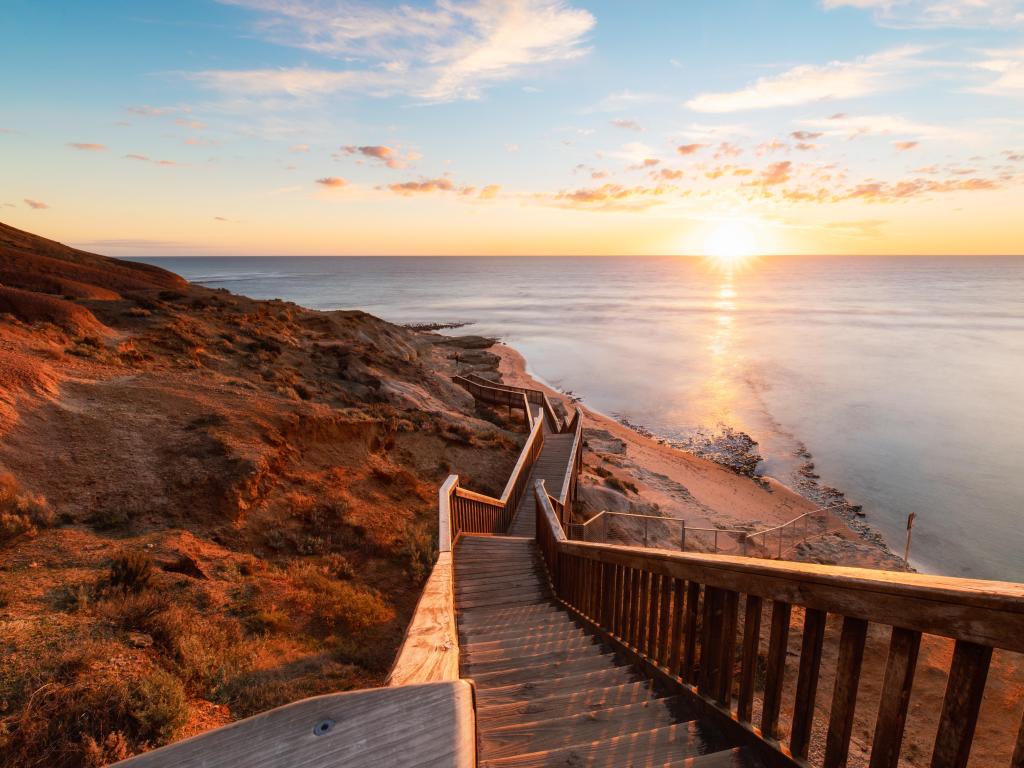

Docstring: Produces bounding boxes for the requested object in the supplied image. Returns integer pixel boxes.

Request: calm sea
[141,256,1024,582]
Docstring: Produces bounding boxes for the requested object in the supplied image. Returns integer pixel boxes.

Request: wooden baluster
[717,590,740,708]
[682,582,701,685]
[1013,710,1024,768]
[590,559,600,618]
[668,578,685,676]
[737,595,763,723]
[612,564,623,637]
[869,627,922,768]
[699,586,723,696]
[761,600,792,741]
[622,568,635,647]
[600,562,613,627]
[791,608,827,759]
[657,573,673,667]
[637,571,651,653]
[824,616,868,768]
[646,573,662,659]
[629,567,642,650]
[929,640,993,768]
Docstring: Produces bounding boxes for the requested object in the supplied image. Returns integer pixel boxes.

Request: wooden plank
[868,627,921,768]
[737,595,763,724]
[657,571,674,666]
[668,578,686,676]
[761,600,792,740]
[647,572,662,659]
[559,541,1024,652]
[638,570,652,653]
[1013,710,1024,768]
[387,552,458,686]
[478,697,680,760]
[717,589,740,708]
[476,680,658,729]
[929,640,993,768]
[824,616,868,768]
[479,721,709,768]
[700,587,723,696]
[682,581,701,684]
[790,608,827,759]
[115,681,476,768]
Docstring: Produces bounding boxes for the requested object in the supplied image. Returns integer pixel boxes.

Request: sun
[703,221,756,267]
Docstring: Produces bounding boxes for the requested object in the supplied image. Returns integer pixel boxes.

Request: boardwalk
[451,380,759,767]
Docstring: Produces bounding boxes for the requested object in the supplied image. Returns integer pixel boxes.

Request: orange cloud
[125,154,150,161]
[791,131,823,141]
[341,145,408,168]
[24,198,49,209]
[677,143,706,155]
[69,143,107,151]
[610,118,642,131]
[552,182,673,211]
[316,177,347,188]
[761,161,792,185]
[893,140,919,151]
[388,177,456,194]
[478,185,500,199]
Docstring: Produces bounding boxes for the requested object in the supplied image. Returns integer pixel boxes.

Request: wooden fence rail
[534,481,1024,768]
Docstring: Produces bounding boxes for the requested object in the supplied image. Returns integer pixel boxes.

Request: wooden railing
[548,407,584,529]
[452,374,538,429]
[446,413,545,537]
[534,481,1024,768]
[460,372,568,432]
[114,681,476,767]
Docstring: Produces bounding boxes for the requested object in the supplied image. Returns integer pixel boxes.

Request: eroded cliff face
[0,221,521,767]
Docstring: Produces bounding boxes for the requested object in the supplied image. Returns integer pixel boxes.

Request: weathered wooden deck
[456,535,757,767]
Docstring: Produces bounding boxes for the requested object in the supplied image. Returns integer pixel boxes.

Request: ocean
[140,255,1024,582]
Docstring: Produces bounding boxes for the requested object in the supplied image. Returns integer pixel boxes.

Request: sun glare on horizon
[703,222,756,267]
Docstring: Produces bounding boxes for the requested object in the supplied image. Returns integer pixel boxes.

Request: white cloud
[210,0,595,102]
[186,67,398,98]
[973,48,1024,95]
[686,46,926,112]
[799,113,965,140]
[822,0,1024,28]
[588,90,669,112]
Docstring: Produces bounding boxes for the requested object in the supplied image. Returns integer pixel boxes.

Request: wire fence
[567,504,844,559]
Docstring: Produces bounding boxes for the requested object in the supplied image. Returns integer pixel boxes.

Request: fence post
[740,533,747,556]
[603,512,608,543]
[778,526,784,558]
[681,522,686,552]
[644,517,649,548]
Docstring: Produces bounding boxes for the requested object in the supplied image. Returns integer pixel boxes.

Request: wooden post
[681,522,686,552]
[905,512,917,563]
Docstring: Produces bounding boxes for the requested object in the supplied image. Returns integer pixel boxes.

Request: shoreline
[492,341,910,572]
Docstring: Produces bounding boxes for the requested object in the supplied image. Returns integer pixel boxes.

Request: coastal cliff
[0,222,522,767]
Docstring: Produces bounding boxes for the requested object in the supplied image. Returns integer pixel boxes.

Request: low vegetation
[0,221,523,766]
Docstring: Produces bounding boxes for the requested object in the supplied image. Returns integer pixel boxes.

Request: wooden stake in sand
[905,512,917,563]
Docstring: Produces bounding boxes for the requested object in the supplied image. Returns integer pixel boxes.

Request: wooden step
[458,618,581,643]
[463,634,598,663]
[475,666,645,708]
[464,643,603,675]
[457,593,549,610]
[469,653,622,688]
[480,721,713,768]
[476,681,661,729]
[462,625,590,653]
[479,697,686,760]
[457,604,563,626]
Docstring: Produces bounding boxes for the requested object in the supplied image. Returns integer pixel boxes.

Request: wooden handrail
[113,681,476,768]
[460,373,567,433]
[533,480,1024,768]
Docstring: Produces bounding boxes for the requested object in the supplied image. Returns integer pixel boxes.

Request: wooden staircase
[456,535,762,768]
[508,433,576,538]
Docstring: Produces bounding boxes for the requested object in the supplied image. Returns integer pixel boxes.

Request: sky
[1,0,1023,256]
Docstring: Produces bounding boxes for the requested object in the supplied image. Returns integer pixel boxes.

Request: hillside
[0,222,521,767]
